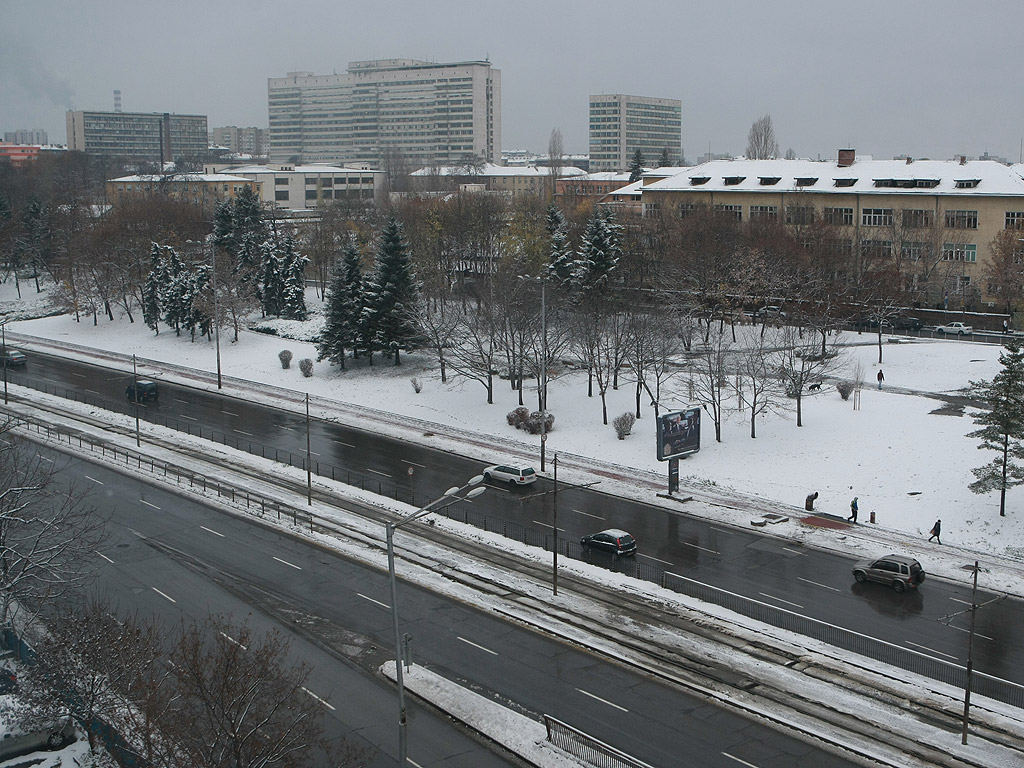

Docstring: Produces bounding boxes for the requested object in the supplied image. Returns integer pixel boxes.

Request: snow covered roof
[109,173,255,183]
[644,158,1024,196]
[412,163,587,178]
[577,171,633,183]
[222,164,379,175]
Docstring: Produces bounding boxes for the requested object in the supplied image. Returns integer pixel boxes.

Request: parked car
[891,316,924,331]
[1,348,26,367]
[482,464,537,486]
[852,554,925,593]
[756,306,786,321]
[935,321,973,335]
[0,715,76,759]
[125,380,159,402]
[580,529,637,556]
[0,666,16,694]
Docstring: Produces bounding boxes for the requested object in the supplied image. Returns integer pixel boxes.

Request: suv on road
[891,316,923,331]
[1,348,26,367]
[852,554,925,592]
[126,380,159,402]
[581,529,637,556]
[482,464,537,486]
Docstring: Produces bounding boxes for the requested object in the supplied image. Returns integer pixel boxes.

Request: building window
[275,190,289,201]
[677,203,699,219]
[862,208,893,227]
[785,206,814,225]
[714,204,742,221]
[945,210,978,229]
[749,205,778,221]
[823,207,854,226]
[834,178,857,187]
[795,177,818,187]
[861,239,892,259]
[902,241,927,261]
[642,202,661,217]
[1005,211,1024,229]
[305,189,317,200]
[943,243,977,262]
[723,176,745,185]
[689,176,709,185]
[902,209,932,228]
[758,177,780,186]
[275,177,288,185]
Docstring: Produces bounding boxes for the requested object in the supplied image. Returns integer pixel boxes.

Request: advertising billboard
[656,407,701,460]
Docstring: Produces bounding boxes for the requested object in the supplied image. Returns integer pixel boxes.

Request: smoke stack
[905,156,913,164]
[837,149,855,167]
[114,89,122,113]
[960,155,967,165]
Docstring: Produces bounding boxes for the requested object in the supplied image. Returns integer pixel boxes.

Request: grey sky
[2,0,1021,163]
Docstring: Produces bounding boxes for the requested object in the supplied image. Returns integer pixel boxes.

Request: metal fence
[544,715,655,768]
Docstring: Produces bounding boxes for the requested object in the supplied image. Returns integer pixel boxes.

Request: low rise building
[411,163,586,198]
[210,163,384,208]
[106,173,260,209]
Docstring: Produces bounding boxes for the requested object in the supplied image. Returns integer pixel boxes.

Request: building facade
[267,59,501,167]
[589,94,682,173]
[0,143,41,166]
[210,126,267,158]
[106,173,260,209]
[209,164,384,209]
[67,110,208,164]
[4,129,48,145]
[410,163,585,198]
[638,152,1024,308]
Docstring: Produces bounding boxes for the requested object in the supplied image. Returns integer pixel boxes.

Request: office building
[4,129,48,145]
[66,110,208,164]
[210,126,267,158]
[267,59,501,167]
[589,94,682,173]
[210,164,384,208]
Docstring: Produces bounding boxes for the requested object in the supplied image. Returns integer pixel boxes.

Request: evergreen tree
[142,244,163,334]
[260,239,284,317]
[968,340,1024,516]
[658,147,671,167]
[361,215,422,365]
[544,204,574,287]
[0,190,11,222]
[628,149,644,183]
[317,235,363,368]
[572,208,621,294]
[280,234,309,321]
[157,246,189,335]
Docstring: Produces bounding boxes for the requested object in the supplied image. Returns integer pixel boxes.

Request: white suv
[482,464,537,486]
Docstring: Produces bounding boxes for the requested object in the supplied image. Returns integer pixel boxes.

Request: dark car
[580,529,637,556]
[852,554,925,593]
[891,316,923,331]
[1,348,27,367]
[126,380,159,402]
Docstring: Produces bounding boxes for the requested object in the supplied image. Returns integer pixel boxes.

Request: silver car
[482,464,537,486]
[852,554,925,592]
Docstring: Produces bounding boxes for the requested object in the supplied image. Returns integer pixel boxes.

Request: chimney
[905,156,913,164]
[960,155,967,165]
[837,149,855,167]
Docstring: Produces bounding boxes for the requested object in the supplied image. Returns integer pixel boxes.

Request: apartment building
[637,151,1024,307]
[106,173,259,210]
[589,94,682,173]
[67,110,208,164]
[267,59,501,167]
[210,126,267,158]
[212,164,384,208]
[4,129,48,145]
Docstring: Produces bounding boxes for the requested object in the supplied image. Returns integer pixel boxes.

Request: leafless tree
[690,324,733,442]
[769,324,845,427]
[547,128,564,200]
[447,301,500,404]
[984,228,1024,315]
[571,302,618,425]
[738,327,788,438]
[623,308,684,419]
[745,114,779,160]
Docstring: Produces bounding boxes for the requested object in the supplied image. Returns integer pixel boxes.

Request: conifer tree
[317,235,364,368]
[658,147,671,167]
[628,149,644,183]
[142,244,163,334]
[572,208,621,294]
[361,215,422,365]
[157,246,189,335]
[545,204,574,288]
[279,234,309,320]
[968,340,1024,516]
[260,239,283,317]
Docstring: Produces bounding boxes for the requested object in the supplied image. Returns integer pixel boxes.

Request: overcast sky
[3,0,1022,163]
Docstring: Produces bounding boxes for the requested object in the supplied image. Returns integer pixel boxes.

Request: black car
[580,529,637,556]
[1,348,27,367]
[126,380,159,402]
[891,316,923,331]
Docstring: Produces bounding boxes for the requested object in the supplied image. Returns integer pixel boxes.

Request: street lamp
[1,321,8,405]
[386,477,486,765]
[519,275,550,471]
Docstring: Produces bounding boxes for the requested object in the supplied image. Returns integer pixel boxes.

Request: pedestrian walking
[848,497,859,522]
[1003,319,1009,334]
[877,369,885,390]
[928,519,942,544]
[805,491,818,511]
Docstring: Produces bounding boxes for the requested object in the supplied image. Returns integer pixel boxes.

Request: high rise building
[589,94,682,172]
[210,126,267,158]
[66,110,208,164]
[4,129,48,145]
[267,59,501,167]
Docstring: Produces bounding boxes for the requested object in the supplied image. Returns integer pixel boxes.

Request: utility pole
[961,560,980,744]
[1,323,8,405]
[305,393,312,506]
[540,278,548,472]
[211,240,222,389]
[132,354,140,447]
[552,453,559,595]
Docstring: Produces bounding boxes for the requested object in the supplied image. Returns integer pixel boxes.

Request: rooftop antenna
[114,89,122,113]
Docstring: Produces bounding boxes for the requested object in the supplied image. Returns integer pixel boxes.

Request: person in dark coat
[877,369,885,390]
[848,497,859,522]
[928,519,942,544]
[805,491,818,511]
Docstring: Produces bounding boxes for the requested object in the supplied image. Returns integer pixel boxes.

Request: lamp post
[1,321,8,405]
[519,275,549,472]
[387,477,485,765]
[961,560,980,744]
[131,354,140,447]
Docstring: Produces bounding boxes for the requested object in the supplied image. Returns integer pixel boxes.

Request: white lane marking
[907,641,959,660]
[950,597,973,606]
[947,625,994,641]
[273,556,302,570]
[222,410,238,417]
[457,636,498,656]
[139,499,161,510]
[334,439,355,447]
[276,424,294,431]
[402,459,426,468]
[152,587,176,603]
[85,475,104,485]
[174,398,189,404]
[367,469,391,477]
[97,552,114,564]
[640,553,673,566]
[572,508,604,520]
[309,450,321,457]
[180,414,198,421]
[40,456,54,463]
[711,526,733,535]
[72,372,86,378]
[782,547,805,556]
[200,525,225,538]
[533,521,565,531]
[408,761,424,768]
[797,576,840,592]
[219,631,247,650]
[759,592,803,609]
[86,389,101,395]
[722,752,759,767]
[575,687,628,712]
[234,429,253,436]
[681,541,720,555]
[302,687,336,710]
[357,593,390,610]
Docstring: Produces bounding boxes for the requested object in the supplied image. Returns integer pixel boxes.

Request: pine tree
[157,246,189,335]
[361,215,422,365]
[658,147,671,167]
[142,244,163,334]
[544,204,574,287]
[317,235,363,368]
[260,239,283,317]
[279,234,309,321]
[628,149,644,183]
[0,190,11,222]
[572,208,621,294]
[968,340,1024,516]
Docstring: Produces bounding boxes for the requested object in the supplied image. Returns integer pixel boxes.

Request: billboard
[656,407,701,460]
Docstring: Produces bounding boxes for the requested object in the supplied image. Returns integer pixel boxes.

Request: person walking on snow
[928,519,942,544]
[848,497,859,522]
[877,369,885,390]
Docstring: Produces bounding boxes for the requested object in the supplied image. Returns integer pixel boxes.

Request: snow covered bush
[613,412,636,439]
[506,406,530,428]
[279,349,293,369]
[836,380,855,400]
[524,411,555,435]
[411,377,422,394]
[299,358,313,377]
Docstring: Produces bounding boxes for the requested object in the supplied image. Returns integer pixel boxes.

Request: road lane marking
[457,637,498,656]
[402,459,426,468]
[797,576,840,592]
[40,456,54,463]
[139,500,161,510]
[219,631,247,650]
[367,469,391,477]
[782,547,805,556]
[302,687,336,710]
[152,587,176,603]
[533,521,565,531]
[84,475,104,485]
[575,688,628,712]
[334,439,355,447]
[200,525,225,537]
[234,429,253,436]
[906,641,958,660]
[722,752,759,767]
[950,597,973,606]
[640,554,673,566]
[681,541,720,555]
[711,526,733,535]
[86,389,101,395]
[222,410,238,416]
[572,508,604,520]
[97,552,114,564]
[174,398,190,404]
[180,414,198,421]
[948,625,993,641]
[357,593,390,609]
[273,556,302,570]
[276,424,294,431]
[72,372,86,378]
[759,592,803,609]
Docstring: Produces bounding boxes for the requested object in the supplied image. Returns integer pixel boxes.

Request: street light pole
[539,278,547,472]
[961,560,980,744]
[305,393,312,506]
[1,322,8,405]
[132,354,140,447]
[387,477,485,765]
[211,241,222,389]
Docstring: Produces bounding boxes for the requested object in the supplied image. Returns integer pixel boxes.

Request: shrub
[524,410,555,435]
[613,412,636,440]
[506,406,530,428]
[278,349,293,369]
[836,380,855,400]
[411,377,422,394]
[299,358,313,377]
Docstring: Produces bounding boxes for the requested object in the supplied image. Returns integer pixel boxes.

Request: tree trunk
[796,392,803,427]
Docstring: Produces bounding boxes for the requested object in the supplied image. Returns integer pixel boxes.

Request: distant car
[1,348,26,367]
[125,380,159,402]
[936,321,973,336]
[852,554,925,593]
[580,529,637,556]
[756,306,786,322]
[891,316,923,331]
[482,464,537,486]
[0,715,76,759]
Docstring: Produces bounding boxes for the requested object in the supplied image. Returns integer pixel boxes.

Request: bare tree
[770,324,845,427]
[984,228,1024,315]
[547,128,564,200]
[447,301,500,404]
[746,114,779,160]
[624,308,684,419]
[739,327,787,438]
[690,324,733,442]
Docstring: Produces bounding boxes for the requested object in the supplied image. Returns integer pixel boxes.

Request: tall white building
[267,59,501,167]
[4,129,48,145]
[589,94,682,172]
